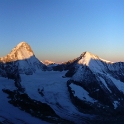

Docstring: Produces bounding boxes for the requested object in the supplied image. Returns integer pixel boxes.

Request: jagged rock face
[0,42,46,75]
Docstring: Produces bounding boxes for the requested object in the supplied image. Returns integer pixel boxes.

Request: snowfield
[69,83,97,103]
[20,71,95,123]
[0,77,49,124]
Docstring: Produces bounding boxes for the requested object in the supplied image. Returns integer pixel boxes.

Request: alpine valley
[0,42,124,124]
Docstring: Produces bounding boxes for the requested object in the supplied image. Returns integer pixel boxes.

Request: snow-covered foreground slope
[20,71,95,123]
[0,77,49,124]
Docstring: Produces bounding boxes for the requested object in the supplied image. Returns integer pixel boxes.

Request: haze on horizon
[0,0,124,63]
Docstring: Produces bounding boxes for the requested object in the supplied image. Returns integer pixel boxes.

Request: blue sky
[0,0,124,63]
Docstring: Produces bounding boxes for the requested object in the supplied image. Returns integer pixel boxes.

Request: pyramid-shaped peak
[0,42,34,62]
[78,51,112,66]
[80,51,99,59]
[78,51,99,65]
[16,41,31,49]
[84,51,93,56]
[18,41,27,45]
[11,41,34,54]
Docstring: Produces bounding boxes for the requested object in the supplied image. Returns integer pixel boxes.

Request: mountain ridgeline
[0,42,47,75]
[1,42,124,123]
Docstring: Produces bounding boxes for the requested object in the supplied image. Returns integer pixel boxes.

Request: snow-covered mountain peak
[10,41,34,58]
[0,42,34,62]
[15,41,33,51]
[80,51,99,59]
[16,41,27,47]
[0,42,46,74]
[78,51,112,66]
[71,51,114,76]
[43,60,55,65]
[78,51,99,65]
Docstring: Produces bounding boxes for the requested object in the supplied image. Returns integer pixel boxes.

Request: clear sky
[0,0,124,63]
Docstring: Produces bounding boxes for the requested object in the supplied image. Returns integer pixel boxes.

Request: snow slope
[0,77,49,124]
[69,83,97,103]
[20,71,95,123]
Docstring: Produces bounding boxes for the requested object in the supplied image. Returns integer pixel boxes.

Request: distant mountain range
[43,60,56,65]
[0,42,124,124]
